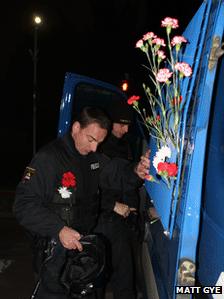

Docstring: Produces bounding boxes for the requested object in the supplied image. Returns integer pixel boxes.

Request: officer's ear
[72,121,81,134]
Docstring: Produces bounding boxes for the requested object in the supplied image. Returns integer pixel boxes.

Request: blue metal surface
[57,72,126,136]
[197,17,224,288]
[144,0,224,298]
[176,0,224,265]
[149,220,181,298]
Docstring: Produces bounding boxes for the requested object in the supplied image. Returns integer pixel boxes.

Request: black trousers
[32,281,98,299]
[95,215,136,299]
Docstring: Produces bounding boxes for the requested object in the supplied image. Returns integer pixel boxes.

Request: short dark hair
[75,106,111,131]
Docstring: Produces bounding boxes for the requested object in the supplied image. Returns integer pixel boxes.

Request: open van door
[143,0,224,298]
[57,72,143,161]
[57,73,127,136]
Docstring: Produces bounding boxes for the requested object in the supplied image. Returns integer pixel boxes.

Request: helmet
[60,234,106,298]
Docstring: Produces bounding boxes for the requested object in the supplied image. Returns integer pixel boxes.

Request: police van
[57,0,224,298]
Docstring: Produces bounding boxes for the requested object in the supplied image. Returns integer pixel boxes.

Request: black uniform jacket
[100,133,133,160]
[13,133,139,239]
[99,133,142,209]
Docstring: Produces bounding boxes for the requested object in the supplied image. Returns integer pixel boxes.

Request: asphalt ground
[0,191,35,299]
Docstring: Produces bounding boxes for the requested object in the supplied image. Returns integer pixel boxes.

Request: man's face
[72,122,108,155]
[112,123,129,139]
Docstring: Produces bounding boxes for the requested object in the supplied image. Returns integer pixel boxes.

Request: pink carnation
[136,39,144,48]
[161,17,179,29]
[175,62,192,77]
[171,36,187,46]
[157,50,166,60]
[156,68,173,83]
[143,32,157,41]
[152,38,166,47]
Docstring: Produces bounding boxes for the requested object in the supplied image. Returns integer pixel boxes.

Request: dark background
[1,0,202,189]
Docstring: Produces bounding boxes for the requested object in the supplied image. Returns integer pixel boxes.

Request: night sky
[1,0,202,189]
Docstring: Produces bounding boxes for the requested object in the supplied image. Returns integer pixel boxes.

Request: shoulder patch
[22,167,36,182]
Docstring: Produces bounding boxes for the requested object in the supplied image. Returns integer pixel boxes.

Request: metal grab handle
[208,36,224,70]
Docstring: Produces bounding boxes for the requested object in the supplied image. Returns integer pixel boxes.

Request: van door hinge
[177,258,196,285]
[208,36,224,70]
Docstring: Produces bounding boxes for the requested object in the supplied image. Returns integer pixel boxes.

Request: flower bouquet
[128,17,192,188]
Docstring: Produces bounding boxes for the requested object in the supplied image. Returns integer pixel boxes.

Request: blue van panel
[176,0,224,264]
[144,0,224,298]
[58,72,126,136]
[197,40,224,286]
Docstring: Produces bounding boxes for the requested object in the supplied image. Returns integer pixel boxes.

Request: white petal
[58,187,72,199]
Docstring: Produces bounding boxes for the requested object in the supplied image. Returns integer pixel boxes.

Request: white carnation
[153,145,172,171]
[153,156,162,170]
[157,145,171,160]
[58,187,72,199]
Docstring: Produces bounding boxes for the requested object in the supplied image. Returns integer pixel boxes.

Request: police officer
[100,100,134,161]
[97,100,147,299]
[13,106,150,299]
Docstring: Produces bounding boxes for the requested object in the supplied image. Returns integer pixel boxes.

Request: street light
[31,14,42,156]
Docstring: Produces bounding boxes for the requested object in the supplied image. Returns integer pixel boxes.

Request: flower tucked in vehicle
[157,162,178,177]
[145,174,158,183]
[150,146,177,185]
[58,171,76,199]
[152,145,171,170]
[127,95,140,105]
[127,17,192,188]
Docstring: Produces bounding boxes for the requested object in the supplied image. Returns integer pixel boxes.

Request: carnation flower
[157,50,166,60]
[161,17,179,29]
[153,155,163,170]
[135,39,147,52]
[145,174,157,182]
[58,171,76,199]
[156,68,173,83]
[136,39,144,48]
[127,95,140,105]
[58,186,72,199]
[143,32,157,41]
[152,38,166,47]
[158,146,171,159]
[62,171,76,188]
[129,17,193,188]
[157,162,178,177]
[152,146,171,170]
[175,62,192,77]
[171,36,187,47]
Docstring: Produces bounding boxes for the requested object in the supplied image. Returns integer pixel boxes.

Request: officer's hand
[59,226,83,251]
[114,202,130,218]
[135,149,150,180]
